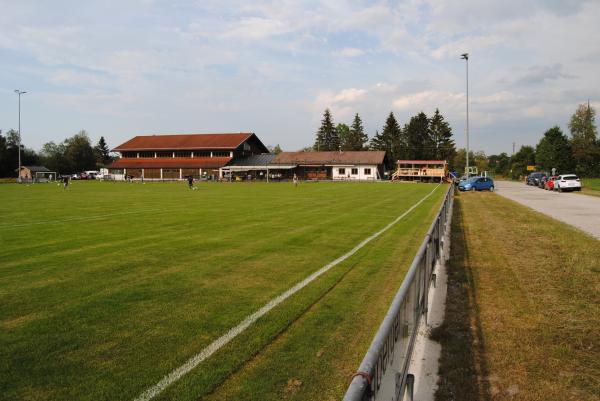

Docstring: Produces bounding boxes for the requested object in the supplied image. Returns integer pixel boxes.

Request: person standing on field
[188,175,194,189]
[293,173,298,187]
[62,175,69,190]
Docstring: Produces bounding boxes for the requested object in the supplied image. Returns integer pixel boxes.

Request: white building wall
[332,165,378,180]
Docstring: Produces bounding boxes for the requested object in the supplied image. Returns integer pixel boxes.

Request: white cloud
[333,47,364,57]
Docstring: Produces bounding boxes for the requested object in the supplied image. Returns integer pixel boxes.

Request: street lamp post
[14,89,27,182]
[461,53,469,177]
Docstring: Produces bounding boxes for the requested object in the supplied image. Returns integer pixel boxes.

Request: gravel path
[494,180,600,240]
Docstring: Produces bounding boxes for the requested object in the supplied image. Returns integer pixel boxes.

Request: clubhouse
[109,133,268,180]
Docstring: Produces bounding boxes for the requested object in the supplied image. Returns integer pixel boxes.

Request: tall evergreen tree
[94,136,112,167]
[568,103,599,176]
[314,109,339,151]
[370,112,402,169]
[402,112,431,160]
[336,123,351,150]
[345,113,369,151]
[428,109,455,161]
[535,126,573,174]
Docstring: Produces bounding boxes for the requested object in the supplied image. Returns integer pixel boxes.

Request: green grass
[582,178,600,196]
[433,192,600,401]
[0,181,445,401]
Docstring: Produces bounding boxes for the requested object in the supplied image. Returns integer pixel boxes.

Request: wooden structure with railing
[392,160,449,182]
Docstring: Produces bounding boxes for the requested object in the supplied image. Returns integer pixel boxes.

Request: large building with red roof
[109,133,268,180]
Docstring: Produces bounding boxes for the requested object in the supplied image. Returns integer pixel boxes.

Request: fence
[343,184,454,401]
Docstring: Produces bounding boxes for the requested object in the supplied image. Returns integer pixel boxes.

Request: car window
[563,175,578,180]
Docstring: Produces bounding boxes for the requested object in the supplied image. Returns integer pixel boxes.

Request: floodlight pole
[461,53,469,176]
[14,90,27,182]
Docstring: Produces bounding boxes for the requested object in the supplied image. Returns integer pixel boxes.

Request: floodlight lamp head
[461,53,469,60]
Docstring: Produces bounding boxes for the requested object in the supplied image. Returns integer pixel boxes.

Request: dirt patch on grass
[433,192,600,401]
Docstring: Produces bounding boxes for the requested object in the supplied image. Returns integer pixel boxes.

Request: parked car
[458,176,495,191]
[554,174,582,192]
[526,172,546,186]
[544,176,557,191]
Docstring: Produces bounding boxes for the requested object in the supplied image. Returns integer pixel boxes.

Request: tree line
[483,103,599,179]
[0,129,113,177]
[312,108,456,170]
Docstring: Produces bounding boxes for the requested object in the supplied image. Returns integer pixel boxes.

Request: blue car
[458,176,495,191]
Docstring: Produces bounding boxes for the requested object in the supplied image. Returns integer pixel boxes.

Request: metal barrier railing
[343,184,454,401]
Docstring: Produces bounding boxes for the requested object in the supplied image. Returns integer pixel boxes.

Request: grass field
[433,191,600,401]
[0,181,445,401]
[582,178,600,196]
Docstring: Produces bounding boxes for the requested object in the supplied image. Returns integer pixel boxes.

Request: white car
[554,174,582,192]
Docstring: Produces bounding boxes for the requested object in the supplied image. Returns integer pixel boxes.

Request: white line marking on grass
[0,209,162,229]
[133,185,441,401]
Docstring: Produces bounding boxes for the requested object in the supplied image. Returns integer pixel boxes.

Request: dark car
[538,175,548,188]
[527,172,546,186]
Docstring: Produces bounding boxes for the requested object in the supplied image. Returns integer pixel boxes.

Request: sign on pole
[526,165,536,171]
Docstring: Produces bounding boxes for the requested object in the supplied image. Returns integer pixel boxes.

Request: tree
[272,144,282,154]
[314,109,339,151]
[451,148,474,174]
[40,141,69,174]
[535,126,573,174]
[402,112,431,160]
[488,153,510,176]
[509,145,536,179]
[64,131,96,173]
[1,130,21,177]
[428,109,456,161]
[336,123,351,150]
[94,136,112,167]
[370,112,402,170]
[346,113,369,151]
[473,151,488,173]
[569,103,599,177]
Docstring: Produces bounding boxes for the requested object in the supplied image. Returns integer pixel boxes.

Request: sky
[1,0,599,155]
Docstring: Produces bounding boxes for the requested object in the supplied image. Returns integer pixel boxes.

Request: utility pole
[14,90,27,182]
[461,53,469,176]
[512,142,516,156]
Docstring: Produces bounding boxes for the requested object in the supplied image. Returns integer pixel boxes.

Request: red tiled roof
[108,157,232,169]
[112,133,254,151]
[397,160,447,164]
[270,151,386,166]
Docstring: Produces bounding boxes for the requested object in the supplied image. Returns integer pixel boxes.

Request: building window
[175,151,191,157]
[364,168,371,175]
[156,151,173,158]
[139,151,154,158]
[351,168,358,175]
[195,151,211,157]
[339,168,345,175]
[213,151,230,157]
[121,152,136,158]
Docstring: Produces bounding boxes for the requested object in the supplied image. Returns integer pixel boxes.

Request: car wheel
[490,186,494,192]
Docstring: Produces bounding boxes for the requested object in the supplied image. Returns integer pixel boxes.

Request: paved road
[494,180,600,240]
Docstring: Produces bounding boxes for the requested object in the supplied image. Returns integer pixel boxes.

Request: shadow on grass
[430,196,492,401]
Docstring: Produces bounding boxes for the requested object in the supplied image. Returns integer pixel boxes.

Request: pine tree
[428,109,455,161]
[402,112,431,160]
[370,112,402,169]
[94,136,112,166]
[346,113,368,151]
[314,109,339,151]
[336,123,351,150]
